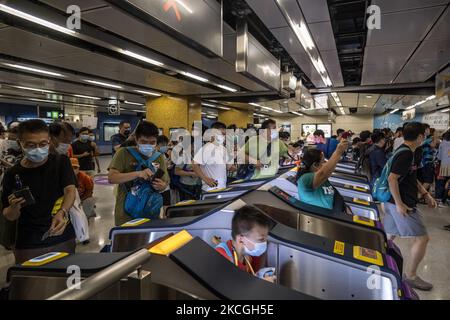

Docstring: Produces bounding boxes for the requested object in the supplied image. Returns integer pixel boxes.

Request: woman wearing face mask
[215,205,276,283]
[296,139,349,210]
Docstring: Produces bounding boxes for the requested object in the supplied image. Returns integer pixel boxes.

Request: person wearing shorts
[385,122,437,291]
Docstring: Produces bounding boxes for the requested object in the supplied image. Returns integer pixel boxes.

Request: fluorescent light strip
[120,50,164,67]
[181,71,208,83]
[73,94,101,100]
[249,102,262,107]
[3,63,64,77]
[389,108,399,114]
[440,108,449,113]
[0,4,76,35]
[273,109,283,114]
[202,103,216,108]
[13,86,55,94]
[84,80,123,89]
[124,101,144,106]
[175,0,193,13]
[339,107,345,115]
[291,111,303,116]
[217,84,237,92]
[206,115,216,119]
[131,109,146,113]
[134,90,161,97]
[217,106,231,110]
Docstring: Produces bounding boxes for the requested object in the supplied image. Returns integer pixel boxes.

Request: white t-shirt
[193,142,230,192]
[393,137,404,151]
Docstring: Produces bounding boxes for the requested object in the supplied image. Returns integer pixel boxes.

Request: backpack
[169,164,197,198]
[372,146,410,202]
[356,143,372,180]
[124,147,163,219]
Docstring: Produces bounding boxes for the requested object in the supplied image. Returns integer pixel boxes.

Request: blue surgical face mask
[55,143,70,155]
[80,134,90,142]
[243,237,267,257]
[24,145,49,163]
[159,146,169,154]
[138,144,155,157]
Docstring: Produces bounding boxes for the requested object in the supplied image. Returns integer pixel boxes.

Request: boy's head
[135,121,159,145]
[403,122,425,147]
[359,130,371,143]
[78,127,91,142]
[71,158,80,176]
[232,205,271,256]
[371,131,386,147]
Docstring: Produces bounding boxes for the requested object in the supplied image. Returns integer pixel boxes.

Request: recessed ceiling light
[4,63,64,77]
[181,71,208,83]
[389,108,399,114]
[134,90,161,97]
[73,94,101,100]
[84,80,123,89]
[366,95,372,98]
[120,50,164,67]
[291,111,303,116]
[13,85,55,94]
[124,101,144,106]
[217,84,237,92]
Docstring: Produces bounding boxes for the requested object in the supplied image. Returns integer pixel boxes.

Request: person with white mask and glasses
[1,120,77,264]
[192,122,233,192]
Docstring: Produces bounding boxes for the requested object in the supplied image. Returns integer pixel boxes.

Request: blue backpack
[124,147,163,219]
[372,146,410,202]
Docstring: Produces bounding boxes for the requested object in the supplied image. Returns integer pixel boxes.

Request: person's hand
[204,177,218,188]
[336,140,349,154]
[189,171,198,178]
[396,202,412,217]
[263,274,277,283]
[255,160,262,170]
[81,151,90,158]
[152,178,167,191]
[8,194,25,211]
[136,168,153,180]
[425,193,437,208]
[50,211,68,236]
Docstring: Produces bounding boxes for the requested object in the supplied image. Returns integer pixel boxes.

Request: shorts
[418,163,434,184]
[383,202,427,237]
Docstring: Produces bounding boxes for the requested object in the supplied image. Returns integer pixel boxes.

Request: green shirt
[297,172,335,210]
[244,137,289,179]
[109,147,169,226]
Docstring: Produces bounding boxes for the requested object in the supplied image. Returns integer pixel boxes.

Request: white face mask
[215,135,225,145]
[270,130,278,141]
[55,143,70,155]
[5,140,20,151]
[243,237,267,257]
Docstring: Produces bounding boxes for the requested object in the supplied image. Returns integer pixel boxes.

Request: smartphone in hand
[13,187,35,207]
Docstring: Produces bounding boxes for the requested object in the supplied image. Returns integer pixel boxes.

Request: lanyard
[232,247,255,276]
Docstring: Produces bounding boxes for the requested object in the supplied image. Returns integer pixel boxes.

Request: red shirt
[215,240,260,274]
[76,171,94,200]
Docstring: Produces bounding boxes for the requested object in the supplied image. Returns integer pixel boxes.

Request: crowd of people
[0,117,448,291]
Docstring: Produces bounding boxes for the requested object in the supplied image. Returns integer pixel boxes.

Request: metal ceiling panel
[339,93,358,107]
[357,94,380,108]
[361,42,419,85]
[40,0,107,11]
[395,39,450,83]
[371,0,449,14]
[308,22,336,51]
[245,0,289,29]
[297,0,331,23]
[366,7,444,46]
[0,28,218,95]
[271,27,308,55]
[320,50,344,87]
[426,6,450,41]
[372,94,404,113]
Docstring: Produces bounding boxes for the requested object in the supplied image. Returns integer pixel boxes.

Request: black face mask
[124,129,131,136]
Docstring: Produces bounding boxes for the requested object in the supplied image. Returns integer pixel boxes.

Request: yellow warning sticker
[353,246,384,266]
[122,218,150,227]
[333,240,345,256]
[353,215,375,227]
[232,179,245,184]
[149,230,193,255]
[353,186,368,192]
[207,187,231,193]
[353,198,370,206]
[22,252,69,267]
[175,200,196,206]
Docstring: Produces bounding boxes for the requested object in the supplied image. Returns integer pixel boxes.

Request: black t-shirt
[111,133,127,154]
[1,154,77,249]
[388,145,421,208]
[72,140,95,171]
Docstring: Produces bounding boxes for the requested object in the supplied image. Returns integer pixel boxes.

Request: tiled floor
[1,156,449,299]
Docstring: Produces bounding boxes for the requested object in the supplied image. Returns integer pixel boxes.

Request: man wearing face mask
[108,121,169,226]
[1,120,76,264]
[244,119,289,179]
[0,126,23,182]
[215,205,276,283]
[72,127,96,177]
[49,122,74,157]
[111,121,131,155]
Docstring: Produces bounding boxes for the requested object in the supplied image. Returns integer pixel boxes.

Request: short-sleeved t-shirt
[297,172,335,210]
[1,154,76,249]
[71,140,95,171]
[111,133,127,154]
[108,147,169,226]
[244,137,289,179]
[193,142,229,191]
[388,145,420,208]
[369,146,388,180]
[76,171,94,200]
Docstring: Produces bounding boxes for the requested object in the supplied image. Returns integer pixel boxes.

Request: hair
[422,123,430,130]
[296,148,323,182]
[336,129,345,136]
[279,131,290,140]
[352,137,361,145]
[231,205,271,239]
[261,119,276,129]
[79,127,91,134]
[403,122,425,141]
[18,119,49,140]
[49,122,64,138]
[313,130,325,138]
[211,121,226,130]
[157,135,169,145]
[292,140,304,148]
[63,122,75,137]
[371,131,385,144]
[227,124,237,130]
[119,120,130,128]
[395,127,403,133]
[443,130,450,141]
[135,121,159,139]
[359,130,371,142]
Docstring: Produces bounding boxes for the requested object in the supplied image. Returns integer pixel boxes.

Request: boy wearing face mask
[215,205,276,283]
[108,121,169,226]
[1,120,77,264]
[71,127,96,177]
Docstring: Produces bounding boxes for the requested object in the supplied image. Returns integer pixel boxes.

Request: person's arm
[92,142,101,173]
[417,179,437,208]
[175,166,197,177]
[152,155,170,191]
[312,140,348,189]
[3,194,25,221]
[192,162,217,187]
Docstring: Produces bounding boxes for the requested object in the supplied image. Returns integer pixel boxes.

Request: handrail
[47,249,151,300]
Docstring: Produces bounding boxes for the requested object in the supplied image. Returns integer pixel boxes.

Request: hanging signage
[422,111,449,130]
[39,107,64,120]
[112,0,223,57]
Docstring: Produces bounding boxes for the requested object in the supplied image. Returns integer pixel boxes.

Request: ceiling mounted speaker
[349,107,357,114]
